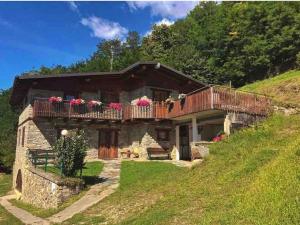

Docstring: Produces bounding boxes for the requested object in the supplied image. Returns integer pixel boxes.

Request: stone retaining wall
[21,166,83,208]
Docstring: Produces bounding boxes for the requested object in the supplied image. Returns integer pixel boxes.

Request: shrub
[53,130,87,177]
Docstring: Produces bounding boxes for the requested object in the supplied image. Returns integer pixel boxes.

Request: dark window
[17,129,21,146]
[156,129,170,141]
[21,127,25,147]
[152,89,170,102]
[101,91,119,104]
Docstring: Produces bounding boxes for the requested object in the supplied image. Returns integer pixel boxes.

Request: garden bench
[147,147,170,160]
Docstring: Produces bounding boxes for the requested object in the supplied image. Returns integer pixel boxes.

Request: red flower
[70,99,85,106]
[137,99,151,107]
[48,96,62,103]
[109,103,122,111]
[213,136,222,142]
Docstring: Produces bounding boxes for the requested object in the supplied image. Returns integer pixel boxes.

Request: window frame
[21,126,25,147]
[151,89,170,102]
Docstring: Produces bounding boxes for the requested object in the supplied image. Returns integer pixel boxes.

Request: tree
[0,89,18,171]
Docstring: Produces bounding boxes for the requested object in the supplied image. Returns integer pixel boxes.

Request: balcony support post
[192,116,198,142]
[175,125,180,160]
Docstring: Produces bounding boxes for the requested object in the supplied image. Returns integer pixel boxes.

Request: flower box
[70,99,85,114]
[109,103,122,111]
[88,100,103,112]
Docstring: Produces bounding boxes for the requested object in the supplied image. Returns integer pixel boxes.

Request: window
[152,89,170,102]
[21,126,25,147]
[17,129,21,146]
[156,129,170,141]
[101,91,119,104]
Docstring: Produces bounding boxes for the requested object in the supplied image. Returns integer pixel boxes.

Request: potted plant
[109,102,122,111]
[136,98,151,107]
[70,98,85,114]
[88,100,102,112]
[48,96,63,112]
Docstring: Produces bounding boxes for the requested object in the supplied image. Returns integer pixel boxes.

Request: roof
[10,61,207,105]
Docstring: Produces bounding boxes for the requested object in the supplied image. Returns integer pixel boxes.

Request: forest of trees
[1,1,300,169]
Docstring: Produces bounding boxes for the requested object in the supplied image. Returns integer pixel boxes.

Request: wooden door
[98,129,118,159]
[179,125,191,160]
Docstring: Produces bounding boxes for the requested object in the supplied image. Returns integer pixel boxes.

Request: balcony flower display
[70,98,85,114]
[109,103,122,111]
[88,100,102,107]
[48,96,62,103]
[136,97,152,107]
[88,100,103,112]
[70,98,85,106]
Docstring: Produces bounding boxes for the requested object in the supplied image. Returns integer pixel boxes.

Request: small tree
[53,130,87,177]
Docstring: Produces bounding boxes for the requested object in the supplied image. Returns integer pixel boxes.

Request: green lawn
[240,70,300,106]
[62,114,300,225]
[0,174,22,225]
[10,161,104,218]
[46,161,104,186]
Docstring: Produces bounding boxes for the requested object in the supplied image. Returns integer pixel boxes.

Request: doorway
[16,169,22,192]
[98,129,118,159]
[179,125,191,160]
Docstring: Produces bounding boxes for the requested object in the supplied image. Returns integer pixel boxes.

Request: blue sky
[0,1,198,89]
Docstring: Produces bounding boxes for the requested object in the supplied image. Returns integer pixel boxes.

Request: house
[9,61,271,207]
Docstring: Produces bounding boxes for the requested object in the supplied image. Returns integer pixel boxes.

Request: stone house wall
[119,122,176,159]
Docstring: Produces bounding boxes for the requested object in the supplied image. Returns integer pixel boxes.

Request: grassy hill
[61,114,300,225]
[1,70,300,224]
[240,70,300,106]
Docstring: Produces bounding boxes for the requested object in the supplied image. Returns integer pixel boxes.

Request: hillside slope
[62,114,300,225]
[240,70,300,106]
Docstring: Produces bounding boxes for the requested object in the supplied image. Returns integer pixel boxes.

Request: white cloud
[81,16,128,40]
[127,1,198,19]
[155,18,175,26]
[144,18,174,37]
[68,1,80,14]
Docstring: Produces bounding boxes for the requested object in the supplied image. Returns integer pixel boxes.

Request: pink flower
[70,99,85,106]
[88,100,102,107]
[109,103,122,111]
[213,136,222,142]
[48,96,62,103]
[137,99,151,107]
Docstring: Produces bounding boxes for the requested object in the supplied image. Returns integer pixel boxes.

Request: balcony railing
[33,99,123,120]
[167,86,272,118]
[32,99,168,121]
[32,88,271,122]
[123,103,167,120]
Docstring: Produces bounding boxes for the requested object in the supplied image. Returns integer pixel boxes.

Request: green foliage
[62,114,300,225]
[0,90,18,170]
[53,130,87,177]
[31,2,299,88]
[141,2,300,86]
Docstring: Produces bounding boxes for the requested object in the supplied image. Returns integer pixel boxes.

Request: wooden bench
[147,148,170,160]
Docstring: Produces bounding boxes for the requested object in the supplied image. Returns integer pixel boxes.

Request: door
[179,125,191,160]
[98,129,118,159]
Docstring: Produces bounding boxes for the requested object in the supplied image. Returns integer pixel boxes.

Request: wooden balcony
[33,99,123,121]
[123,103,168,120]
[167,86,271,118]
[32,87,271,122]
[32,99,168,121]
